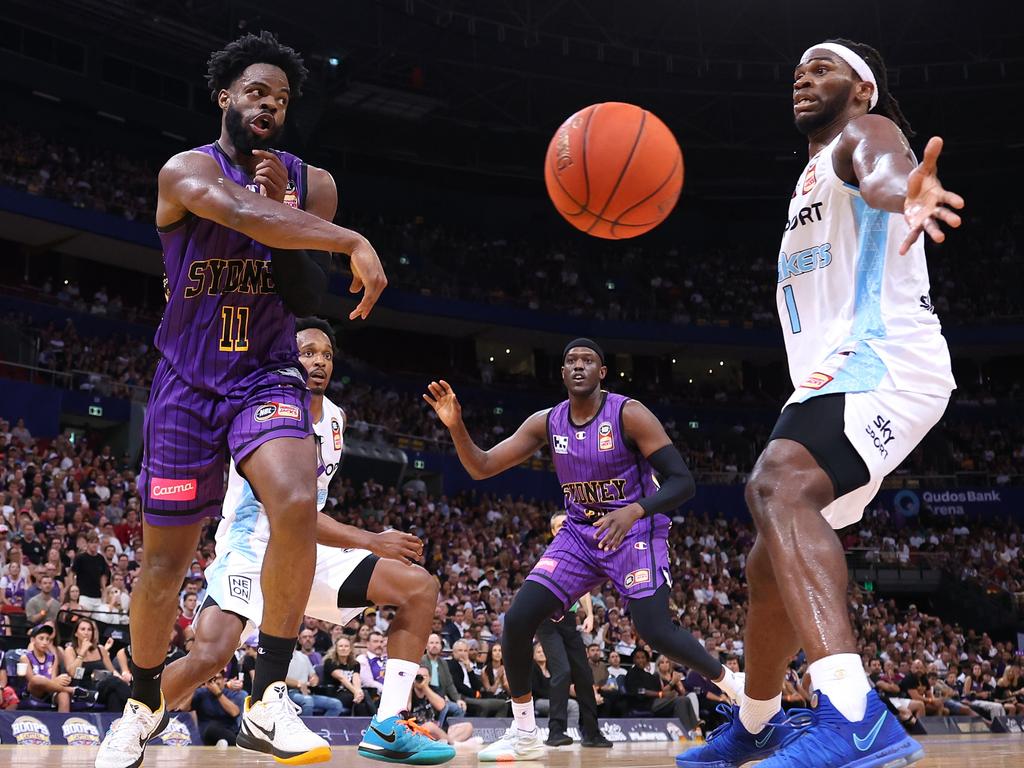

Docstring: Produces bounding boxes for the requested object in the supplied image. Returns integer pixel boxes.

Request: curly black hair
[295,316,337,353]
[206,31,309,103]
[825,38,915,138]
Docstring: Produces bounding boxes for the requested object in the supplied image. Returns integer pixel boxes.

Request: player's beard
[225,104,280,155]
[793,82,852,137]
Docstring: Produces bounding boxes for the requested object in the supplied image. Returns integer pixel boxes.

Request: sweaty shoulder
[834,114,911,182]
[156,150,224,228]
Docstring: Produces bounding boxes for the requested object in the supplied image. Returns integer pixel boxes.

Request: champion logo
[149,477,197,502]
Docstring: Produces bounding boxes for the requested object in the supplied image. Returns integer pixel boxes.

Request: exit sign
[88,405,104,417]
[413,459,425,470]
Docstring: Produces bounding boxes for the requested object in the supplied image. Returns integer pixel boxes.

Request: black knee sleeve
[630,585,723,681]
[501,582,563,697]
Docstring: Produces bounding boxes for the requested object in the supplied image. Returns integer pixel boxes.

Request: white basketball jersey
[777,133,955,402]
[216,397,345,559]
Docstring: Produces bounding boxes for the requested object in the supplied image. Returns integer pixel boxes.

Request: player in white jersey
[677,40,964,768]
[158,318,455,766]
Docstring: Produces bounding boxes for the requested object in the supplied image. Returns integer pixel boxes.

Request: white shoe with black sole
[236,681,331,765]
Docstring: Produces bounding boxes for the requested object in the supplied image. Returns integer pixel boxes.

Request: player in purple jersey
[424,338,743,761]
[96,32,386,768]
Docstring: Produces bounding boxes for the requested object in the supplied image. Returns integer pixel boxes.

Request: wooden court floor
[3,735,1022,767]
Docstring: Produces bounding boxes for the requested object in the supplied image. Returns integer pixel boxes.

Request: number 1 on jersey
[782,284,802,334]
[219,305,250,352]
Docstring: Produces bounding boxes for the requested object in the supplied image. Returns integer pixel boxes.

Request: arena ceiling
[6,0,1023,197]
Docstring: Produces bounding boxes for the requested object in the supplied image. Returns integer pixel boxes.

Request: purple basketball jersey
[155,142,308,394]
[527,391,671,613]
[547,392,659,524]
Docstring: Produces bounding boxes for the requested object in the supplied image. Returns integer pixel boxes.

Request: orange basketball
[544,102,683,239]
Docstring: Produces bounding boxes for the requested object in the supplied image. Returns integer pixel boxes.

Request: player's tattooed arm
[423,380,549,480]
[156,151,386,319]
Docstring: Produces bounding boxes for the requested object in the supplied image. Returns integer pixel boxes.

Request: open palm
[423,379,462,428]
[900,136,965,255]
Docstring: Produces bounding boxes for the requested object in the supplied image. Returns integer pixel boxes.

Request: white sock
[713,667,743,703]
[377,658,420,721]
[808,654,871,723]
[511,699,536,733]
[739,694,781,735]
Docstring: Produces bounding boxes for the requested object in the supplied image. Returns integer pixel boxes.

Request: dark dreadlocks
[825,38,915,138]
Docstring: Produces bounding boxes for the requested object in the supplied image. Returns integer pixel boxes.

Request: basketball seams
[546,104,598,214]
[585,109,647,234]
[610,153,682,238]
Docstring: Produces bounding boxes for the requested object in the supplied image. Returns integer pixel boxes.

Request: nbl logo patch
[624,568,651,588]
[802,160,818,194]
[553,435,569,455]
[800,372,834,390]
[598,421,615,451]
[229,575,252,603]
[254,402,301,422]
[283,181,299,209]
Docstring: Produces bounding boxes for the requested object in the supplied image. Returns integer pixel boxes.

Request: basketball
[544,102,684,239]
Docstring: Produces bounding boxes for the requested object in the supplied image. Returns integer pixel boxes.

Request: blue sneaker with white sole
[755,691,923,768]
[676,704,810,767]
[357,713,456,765]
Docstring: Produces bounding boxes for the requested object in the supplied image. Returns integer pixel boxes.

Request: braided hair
[825,38,914,137]
[207,31,309,102]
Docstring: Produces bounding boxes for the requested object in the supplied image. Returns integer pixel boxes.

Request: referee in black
[536,513,613,748]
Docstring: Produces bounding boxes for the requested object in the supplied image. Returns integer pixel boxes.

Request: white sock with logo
[377,658,420,721]
[739,694,781,735]
[808,653,871,723]
[511,698,537,733]
[713,667,743,703]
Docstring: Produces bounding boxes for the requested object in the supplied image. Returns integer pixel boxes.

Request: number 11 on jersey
[219,305,251,351]
[782,284,802,334]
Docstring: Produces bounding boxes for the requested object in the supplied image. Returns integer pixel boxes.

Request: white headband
[801,42,878,109]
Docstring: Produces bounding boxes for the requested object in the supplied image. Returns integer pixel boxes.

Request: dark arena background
[0,1,1021,766]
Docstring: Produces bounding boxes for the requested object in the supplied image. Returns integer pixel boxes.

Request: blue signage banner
[0,713,683,747]
[0,712,198,747]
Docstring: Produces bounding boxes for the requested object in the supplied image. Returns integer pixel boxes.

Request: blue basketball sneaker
[676,704,810,767]
[755,691,924,768]
[357,713,456,765]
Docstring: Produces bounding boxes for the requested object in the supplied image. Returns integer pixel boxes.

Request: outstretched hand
[423,380,463,429]
[900,136,965,255]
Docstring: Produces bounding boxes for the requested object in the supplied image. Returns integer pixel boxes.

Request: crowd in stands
[0,124,156,222]
[4,306,1024,487]
[0,418,1019,740]
[1,123,1023,327]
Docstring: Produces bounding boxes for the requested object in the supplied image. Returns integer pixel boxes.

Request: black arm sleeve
[270,249,330,314]
[637,444,696,517]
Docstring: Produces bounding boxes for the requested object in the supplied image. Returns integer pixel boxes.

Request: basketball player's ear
[599,365,607,381]
[218,90,231,111]
[855,81,875,110]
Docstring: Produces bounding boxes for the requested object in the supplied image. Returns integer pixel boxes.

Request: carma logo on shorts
[150,477,198,502]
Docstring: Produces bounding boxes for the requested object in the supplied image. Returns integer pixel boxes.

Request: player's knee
[192,645,233,679]
[265,485,317,528]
